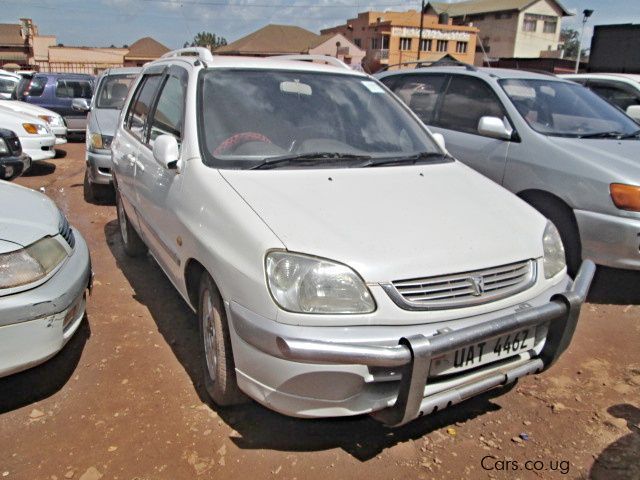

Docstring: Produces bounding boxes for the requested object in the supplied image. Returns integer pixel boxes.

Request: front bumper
[575,209,640,269]
[20,133,56,162]
[231,261,595,426]
[86,149,113,185]
[0,230,92,378]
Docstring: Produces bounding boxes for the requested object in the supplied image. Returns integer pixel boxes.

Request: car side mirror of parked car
[72,98,91,112]
[0,159,24,181]
[478,116,513,141]
[626,105,640,122]
[432,132,446,152]
[153,135,180,170]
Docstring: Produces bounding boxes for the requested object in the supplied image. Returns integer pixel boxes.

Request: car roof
[35,72,94,79]
[560,72,640,83]
[378,65,569,83]
[146,54,368,78]
[102,67,142,76]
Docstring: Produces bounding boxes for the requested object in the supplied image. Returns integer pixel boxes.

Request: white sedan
[0,100,67,144]
[0,107,56,162]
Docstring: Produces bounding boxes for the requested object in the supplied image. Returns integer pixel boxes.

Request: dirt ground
[0,142,638,480]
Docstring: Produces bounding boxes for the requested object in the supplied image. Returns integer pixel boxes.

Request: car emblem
[469,276,485,296]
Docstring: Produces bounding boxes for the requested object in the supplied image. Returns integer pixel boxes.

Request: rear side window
[124,74,163,142]
[148,75,186,145]
[382,74,447,124]
[26,76,47,97]
[55,79,93,99]
[436,76,506,135]
[0,76,17,95]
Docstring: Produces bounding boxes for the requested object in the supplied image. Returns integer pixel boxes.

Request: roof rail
[161,47,214,64]
[268,54,351,70]
[381,59,477,72]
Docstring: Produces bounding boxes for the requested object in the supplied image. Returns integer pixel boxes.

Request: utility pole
[575,9,594,73]
[417,0,425,60]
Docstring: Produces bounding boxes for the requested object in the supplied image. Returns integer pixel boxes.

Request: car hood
[221,162,546,282]
[0,181,59,250]
[0,106,48,132]
[547,136,640,173]
[0,100,60,120]
[90,108,120,137]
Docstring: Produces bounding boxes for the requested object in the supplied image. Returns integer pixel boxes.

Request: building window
[371,37,379,49]
[436,40,448,52]
[543,20,557,33]
[354,38,361,48]
[523,15,537,31]
[382,35,390,49]
[399,37,412,51]
[420,38,432,51]
[456,41,468,53]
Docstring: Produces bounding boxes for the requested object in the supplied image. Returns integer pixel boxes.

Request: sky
[3,0,639,51]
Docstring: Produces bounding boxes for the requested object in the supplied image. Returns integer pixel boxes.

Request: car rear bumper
[86,150,113,185]
[0,229,92,378]
[575,209,640,269]
[228,260,595,426]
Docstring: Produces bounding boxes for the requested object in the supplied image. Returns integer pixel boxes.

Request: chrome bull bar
[274,260,596,427]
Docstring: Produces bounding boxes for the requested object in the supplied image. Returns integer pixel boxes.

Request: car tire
[83,170,96,203]
[115,190,147,257]
[530,199,581,277]
[198,273,245,406]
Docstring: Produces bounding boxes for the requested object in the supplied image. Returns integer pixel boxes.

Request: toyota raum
[111,48,594,426]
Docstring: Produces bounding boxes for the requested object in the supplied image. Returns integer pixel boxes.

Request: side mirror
[478,116,513,140]
[432,132,446,152]
[153,135,180,169]
[626,105,640,122]
[0,159,24,181]
[72,98,91,112]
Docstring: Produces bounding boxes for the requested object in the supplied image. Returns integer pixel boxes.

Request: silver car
[0,181,92,378]
[78,67,140,202]
[378,66,640,274]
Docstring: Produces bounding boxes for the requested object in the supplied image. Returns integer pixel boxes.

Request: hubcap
[117,196,128,245]
[202,289,217,381]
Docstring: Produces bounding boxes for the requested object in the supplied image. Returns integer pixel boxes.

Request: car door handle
[122,153,136,165]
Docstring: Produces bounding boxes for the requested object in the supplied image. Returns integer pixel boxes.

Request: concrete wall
[465,12,519,59]
[513,0,563,57]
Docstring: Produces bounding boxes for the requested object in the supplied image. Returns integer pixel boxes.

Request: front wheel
[115,190,147,257]
[198,273,245,406]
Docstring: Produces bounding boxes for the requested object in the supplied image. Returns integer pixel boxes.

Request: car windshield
[96,74,137,109]
[198,69,440,168]
[500,78,639,138]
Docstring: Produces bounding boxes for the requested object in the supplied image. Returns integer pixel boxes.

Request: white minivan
[111,48,594,426]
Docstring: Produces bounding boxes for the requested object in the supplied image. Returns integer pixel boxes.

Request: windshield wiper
[356,151,450,168]
[619,129,640,139]
[579,131,628,139]
[249,152,371,170]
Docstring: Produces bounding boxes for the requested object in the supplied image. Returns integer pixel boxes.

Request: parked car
[0,128,30,181]
[0,107,56,163]
[559,73,640,122]
[378,66,640,274]
[16,73,94,136]
[0,70,19,100]
[0,180,92,378]
[76,67,140,201]
[111,48,594,426]
[0,99,67,145]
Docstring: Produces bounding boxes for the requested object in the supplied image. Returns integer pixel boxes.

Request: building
[428,0,572,64]
[215,24,365,67]
[0,18,169,74]
[321,10,478,72]
[589,24,640,74]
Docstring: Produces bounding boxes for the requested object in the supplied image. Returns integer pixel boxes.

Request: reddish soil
[0,142,638,480]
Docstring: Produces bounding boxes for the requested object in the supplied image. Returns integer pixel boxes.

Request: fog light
[3,165,14,179]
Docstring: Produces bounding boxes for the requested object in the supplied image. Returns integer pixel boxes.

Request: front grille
[384,260,536,310]
[58,214,76,249]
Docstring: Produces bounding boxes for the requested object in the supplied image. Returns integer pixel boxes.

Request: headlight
[22,123,48,135]
[0,236,68,289]
[0,138,8,155]
[265,251,375,314]
[88,133,111,150]
[542,222,566,279]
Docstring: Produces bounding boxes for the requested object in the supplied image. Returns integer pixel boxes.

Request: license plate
[429,328,534,377]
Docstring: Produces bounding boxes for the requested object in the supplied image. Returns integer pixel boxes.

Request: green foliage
[184,32,228,51]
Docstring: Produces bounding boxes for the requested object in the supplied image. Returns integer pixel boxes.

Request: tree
[184,32,227,51]
[561,27,581,60]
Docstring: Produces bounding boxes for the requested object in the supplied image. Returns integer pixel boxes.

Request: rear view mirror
[432,132,446,152]
[626,105,640,122]
[280,81,312,96]
[0,159,24,181]
[153,134,180,169]
[72,98,90,112]
[478,116,513,140]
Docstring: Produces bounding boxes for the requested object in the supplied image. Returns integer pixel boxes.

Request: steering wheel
[213,132,272,156]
